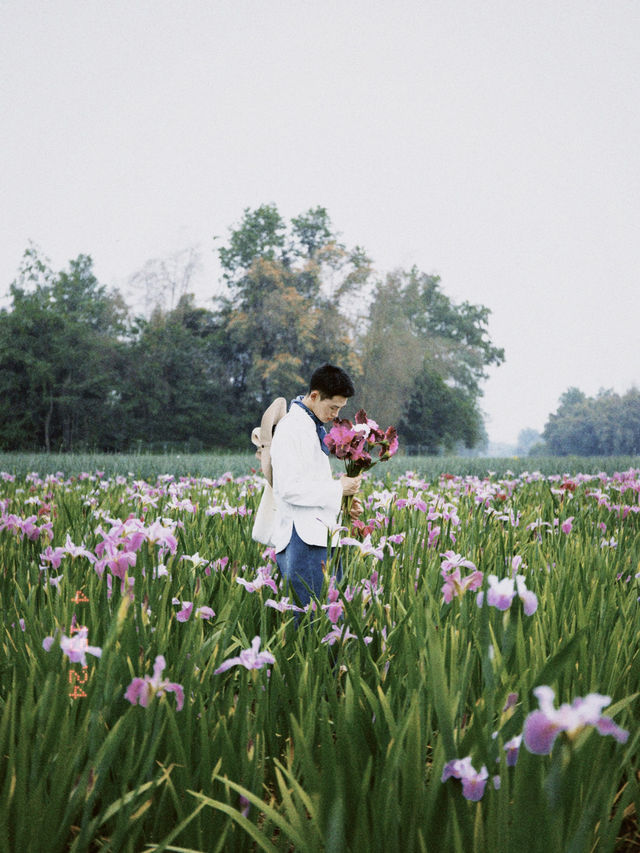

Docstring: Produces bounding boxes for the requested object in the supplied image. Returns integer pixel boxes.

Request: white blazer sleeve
[272,429,342,508]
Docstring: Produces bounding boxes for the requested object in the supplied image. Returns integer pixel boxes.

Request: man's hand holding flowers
[348,495,364,522]
[341,474,362,496]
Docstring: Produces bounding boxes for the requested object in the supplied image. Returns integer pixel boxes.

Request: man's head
[303,363,355,423]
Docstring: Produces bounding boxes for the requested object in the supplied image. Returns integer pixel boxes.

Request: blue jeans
[276,525,341,608]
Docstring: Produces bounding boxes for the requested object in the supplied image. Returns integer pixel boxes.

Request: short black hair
[309,363,355,399]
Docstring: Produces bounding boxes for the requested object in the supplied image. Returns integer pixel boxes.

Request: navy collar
[292,397,330,455]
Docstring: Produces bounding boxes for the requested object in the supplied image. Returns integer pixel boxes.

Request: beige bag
[250,398,287,544]
[251,481,277,544]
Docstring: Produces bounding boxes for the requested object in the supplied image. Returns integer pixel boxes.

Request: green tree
[543,386,640,455]
[0,211,507,454]
[0,247,128,451]
[618,387,640,454]
[398,367,482,453]
[214,205,372,435]
[118,295,244,450]
[543,388,598,455]
[290,207,334,258]
[218,204,287,280]
[359,268,504,452]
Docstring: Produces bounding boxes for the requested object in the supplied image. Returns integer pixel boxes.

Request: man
[270,363,362,607]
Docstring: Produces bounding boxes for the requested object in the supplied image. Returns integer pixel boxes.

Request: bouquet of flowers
[324,409,399,523]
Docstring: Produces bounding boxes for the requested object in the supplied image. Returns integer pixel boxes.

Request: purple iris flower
[503,734,522,767]
[476,574,537,615]
[486,575,516,610]
[523,686,629,754]
[441,756,489,801]
[515,575,538,615]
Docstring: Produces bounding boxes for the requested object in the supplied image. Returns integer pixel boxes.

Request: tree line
[0,206,505,453]
[538,387,640,456]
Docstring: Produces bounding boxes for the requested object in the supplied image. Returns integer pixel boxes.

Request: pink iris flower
[145,520,178,554]
[264,597,305,613]
[323,421,358,459]
[107,549,137,580]
[323,600,344,624]
[0,514,22,535]
[428,524,441,548]
[321,578,344,624]
[236,565,279,594]
[214,636,275,674]
[510,555,524,577]
[484,575,516,610]
[43,627,102,668]
[523,686,629,754]
[40,545,67,570]
[561,516,575,534]
[321,625,372,646]
[441,567,484,603]
[325,409,398,473]
[62,534,96,562]
[176,601,193,622]
[339,534,385,560]
[380,426,399,459]
[440,550,477,574]
[440,551,482,603]
[19,516,41,541]
[124,654,184,711]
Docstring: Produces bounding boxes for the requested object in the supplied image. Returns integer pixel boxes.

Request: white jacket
[270,402,343,552]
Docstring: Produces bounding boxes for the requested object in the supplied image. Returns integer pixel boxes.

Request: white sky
[2,0,639,445]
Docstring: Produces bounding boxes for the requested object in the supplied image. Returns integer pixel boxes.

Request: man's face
[308,392,348,423]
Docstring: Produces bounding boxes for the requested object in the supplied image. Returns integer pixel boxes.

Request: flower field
[1,460,639,852]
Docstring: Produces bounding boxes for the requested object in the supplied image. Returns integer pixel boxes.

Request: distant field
[0,450,639,479]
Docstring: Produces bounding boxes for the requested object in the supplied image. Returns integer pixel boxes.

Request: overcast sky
[2,0,639,445]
